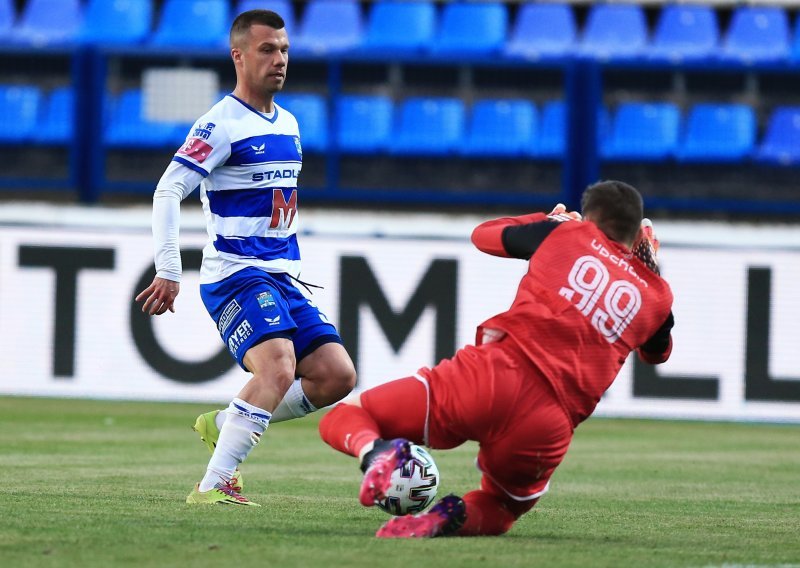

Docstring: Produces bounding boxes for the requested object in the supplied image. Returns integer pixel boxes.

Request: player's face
[236,24,289,95]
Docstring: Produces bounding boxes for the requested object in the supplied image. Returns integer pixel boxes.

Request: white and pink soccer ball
[376,444,440,516]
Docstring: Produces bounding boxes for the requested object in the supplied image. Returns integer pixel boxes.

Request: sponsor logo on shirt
[251,143,266,155]
[251,167,300,182]
[218,299,241,334]
[264,315,281,326]
[193,122,215,139]
[178,137,213,163]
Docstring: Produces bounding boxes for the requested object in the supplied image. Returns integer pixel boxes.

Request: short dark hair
[580,180,643,245]
[230,10,285,46]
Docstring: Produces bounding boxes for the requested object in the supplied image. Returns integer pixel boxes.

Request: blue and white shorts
[200,267,342,371]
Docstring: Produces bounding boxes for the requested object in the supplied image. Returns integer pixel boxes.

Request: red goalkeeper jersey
[472,213,674,427]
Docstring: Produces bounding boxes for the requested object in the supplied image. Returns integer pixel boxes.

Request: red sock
[457,486,538,536]
[319,403,381,459]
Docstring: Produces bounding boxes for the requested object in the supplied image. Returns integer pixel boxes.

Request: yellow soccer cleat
[192,410,244,492]
[185,481,260,507]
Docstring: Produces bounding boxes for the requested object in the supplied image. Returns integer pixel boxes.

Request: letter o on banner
[130,249,234,383]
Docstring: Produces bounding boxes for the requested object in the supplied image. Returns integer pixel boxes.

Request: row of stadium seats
[3,0,800,64]
[5,84,800,165]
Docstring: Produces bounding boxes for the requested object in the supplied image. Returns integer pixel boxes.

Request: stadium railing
[2,0,800,214]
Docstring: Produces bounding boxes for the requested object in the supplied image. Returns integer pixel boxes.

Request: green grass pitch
[1,396,798,568]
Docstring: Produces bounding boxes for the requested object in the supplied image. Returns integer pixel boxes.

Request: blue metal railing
[3,44,800,214]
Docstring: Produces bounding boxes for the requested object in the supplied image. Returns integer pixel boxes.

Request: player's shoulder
[273,101,299,127]
[202,95,243,122]
[186,96,234,134]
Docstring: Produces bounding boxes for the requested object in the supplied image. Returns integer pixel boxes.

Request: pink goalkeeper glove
[547,203,582,222]
[632,218,660,274]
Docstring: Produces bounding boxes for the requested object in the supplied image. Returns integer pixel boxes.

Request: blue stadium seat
[430,2,508,56]
[602,102,681,161]
[361,1,435,54]
[390,97,466,156]
[0,0,15,37]
[530,100,565,159]
[0,85,41,143]
[792,18,800,62]
[276,93,328,152]
[578,3,647,61]
[34,87,74,145]
[292,0,363,55]
[755,107,800,166]
[105,89,186,148]
[236,0,296,36]
[720,6,790,64]
[79,0,152,46]
[150,0,229,48]
[8,0,83,46]
[649,4,719,63]
[675,104,755,163]
[504,3,576,62]
[335,94,393,153]
[462,99,537,157]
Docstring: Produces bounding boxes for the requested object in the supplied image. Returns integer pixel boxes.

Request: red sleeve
[470,212,548,257]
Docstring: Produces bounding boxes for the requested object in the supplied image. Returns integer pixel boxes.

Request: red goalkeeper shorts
[360,338,574,502]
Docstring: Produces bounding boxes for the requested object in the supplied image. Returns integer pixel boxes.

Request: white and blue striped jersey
[157,94,303,285]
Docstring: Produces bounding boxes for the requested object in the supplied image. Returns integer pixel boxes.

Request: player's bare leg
[277,342,356,420]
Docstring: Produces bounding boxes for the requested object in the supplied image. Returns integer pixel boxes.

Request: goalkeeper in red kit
[319,180,674,538]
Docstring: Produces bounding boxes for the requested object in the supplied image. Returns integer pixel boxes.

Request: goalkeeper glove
[547,203,582,222]
[632,218,660,274]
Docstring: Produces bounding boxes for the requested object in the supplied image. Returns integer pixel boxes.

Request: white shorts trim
[475,458,551,502]
[412,373,431,447]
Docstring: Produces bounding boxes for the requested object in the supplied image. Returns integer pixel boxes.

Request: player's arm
[637,311,674,364]
[471,212,567,260]
[135,161,204,315]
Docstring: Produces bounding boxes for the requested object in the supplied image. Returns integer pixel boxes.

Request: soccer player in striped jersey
[136,10,356,506]
[320,181,674,537]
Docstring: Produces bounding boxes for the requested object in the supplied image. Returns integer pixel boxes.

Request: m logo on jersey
[269,188,298,230]
[193,122,215,140]
[251,143,265,155]
[178,137,213,163]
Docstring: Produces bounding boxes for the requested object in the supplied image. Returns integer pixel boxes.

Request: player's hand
[632,218,660,274]
[547,203,582,222]
[135,277,180,315]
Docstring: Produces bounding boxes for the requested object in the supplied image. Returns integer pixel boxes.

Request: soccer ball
[376,444,440,516]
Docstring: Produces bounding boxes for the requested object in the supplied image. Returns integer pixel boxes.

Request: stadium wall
[0,204,799,424]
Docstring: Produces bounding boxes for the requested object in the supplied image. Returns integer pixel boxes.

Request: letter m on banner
[338,256,457,383]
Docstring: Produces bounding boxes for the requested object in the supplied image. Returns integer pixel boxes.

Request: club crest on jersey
[193,122,215,140]
[256,291,276,310]
[293,136,302,158]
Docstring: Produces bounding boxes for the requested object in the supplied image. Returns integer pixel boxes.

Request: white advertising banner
[0,207,799,423]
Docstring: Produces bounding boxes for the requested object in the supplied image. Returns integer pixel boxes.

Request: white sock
[199,398,270,492]
[270,378,318,423]
[209,380,317,432]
